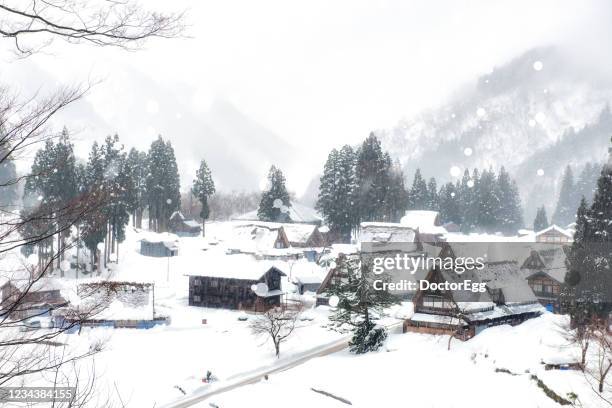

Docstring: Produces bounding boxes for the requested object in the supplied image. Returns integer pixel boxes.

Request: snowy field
[205,314,608,408]
[40,222,345,406]
[3,221,609,407]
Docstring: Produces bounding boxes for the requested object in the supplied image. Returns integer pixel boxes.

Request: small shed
[140,233,179,257]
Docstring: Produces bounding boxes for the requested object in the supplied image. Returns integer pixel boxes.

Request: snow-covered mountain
[379,46,612,222]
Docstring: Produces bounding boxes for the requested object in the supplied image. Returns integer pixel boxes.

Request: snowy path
[159,322,403,408]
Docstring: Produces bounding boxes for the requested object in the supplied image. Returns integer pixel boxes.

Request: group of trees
[317,134,408,242]
[420,167,523,235]
[317,133,524,240]
[20,132,185,273]
[562,150,612,396]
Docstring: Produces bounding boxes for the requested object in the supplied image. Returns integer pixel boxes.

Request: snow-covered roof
[184,220,201,228]
[139,231,180,244]
[229,222,284,252]
[359,222,418,251]
[400,210,447,235]
[170,211,185,221]
[185,255,288,281]
[282,224,317,244]
[521,246,568,283]
[410,312,468,326]
[232,202,322,224]
[534,224,573,239]
[474,262,538,304]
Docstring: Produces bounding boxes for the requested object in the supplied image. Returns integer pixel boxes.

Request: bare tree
[0,0,185,56]
[250,305,303,358]
[585,321,612,394]
[0,1,185,405]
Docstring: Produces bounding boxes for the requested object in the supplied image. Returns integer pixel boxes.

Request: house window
[193,295,201,302]
[210,279,218,288]
[533,283,543,292]
[194,278,201,286]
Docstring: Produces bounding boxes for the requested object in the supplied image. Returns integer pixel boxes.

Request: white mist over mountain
[377,46,612,222]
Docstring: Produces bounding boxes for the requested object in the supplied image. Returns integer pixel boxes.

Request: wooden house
[521,247,568,312]
[535,225,573,243]
[168,211,202,237]
[0,279,68,320]
[404,259,542,340]
[187,257,286,311]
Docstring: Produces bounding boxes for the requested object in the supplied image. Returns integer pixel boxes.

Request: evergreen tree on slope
[258,165,291,222]
[192,159,216,236]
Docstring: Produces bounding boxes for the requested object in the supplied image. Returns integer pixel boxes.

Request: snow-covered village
[1,1,612,407]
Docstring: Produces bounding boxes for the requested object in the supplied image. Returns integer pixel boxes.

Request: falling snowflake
[463,147,473,157]
[528,119,536,127]
[166,199,172,204]
[450,192,456,198]
[537,169,545,176]
[37,195,43,201]
[476,107,486,117]
[467,180,475,188]
[533,61,543,71]
[450,166,461,177]
[273,199,283,208]
[535,112,546,124]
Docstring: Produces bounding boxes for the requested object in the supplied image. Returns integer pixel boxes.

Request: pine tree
[533,206,549,232]
[192,159,216,236]
[327,255,399,353]
[125,148,148,228]
[426,177,439,210]
[476,168,500,233]
[496,167,523,234]
[565,140,612,321]
[553,165,578,226]
[81,142,107,272]
[355,133,390,221]
[439,182,462,225]
[258,165,291,222]
[146,136,181,232]
[408,168,428,210]
[458,169,477,233]
[384,160,409,222]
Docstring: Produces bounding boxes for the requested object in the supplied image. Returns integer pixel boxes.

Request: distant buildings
[168,211,202,237]
[232,202,323,225]
[534,225,573,243]
[0,278,67,320]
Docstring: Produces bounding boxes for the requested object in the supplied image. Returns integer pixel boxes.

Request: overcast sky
[2,0,610,195]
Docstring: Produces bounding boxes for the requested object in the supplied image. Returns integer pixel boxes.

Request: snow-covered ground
[3,221,609,407]
[205,314,608,408]
[19,222,344,407]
